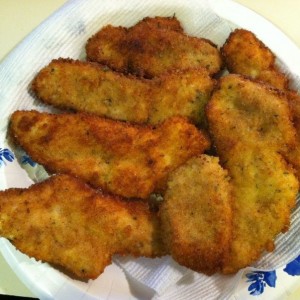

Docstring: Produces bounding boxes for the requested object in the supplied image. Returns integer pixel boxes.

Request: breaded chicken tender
[221,29,289,90]
[0,175,164,279]
[83,16,184,76]
[86,18,222,78]
[159,155,232,275]
[32,59,215,127]
[221,29,300,180]
[149,68,215,127]
[222,144,298,273]
[285,91,300,179]
[9,111,210,199]
[206,75,298,273]
[207,75,296,155]
[32,59,151,124]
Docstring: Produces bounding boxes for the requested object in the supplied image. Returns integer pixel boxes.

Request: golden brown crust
[84,16,184,76]
[86,18,222,78]
[220,143,298,273]
[0,175,164,279]
[4,18,299,279]
[284,91,300,179]
[222,29,300,181]
[134,16,184,32]
[206,74,296,155]
[206,74,298,273]
[31,58,151,124]
[149,67,216,127]
[159,155,232,275]
[31,59,215,126]
[221,29,289,89]
[9,111,210,199]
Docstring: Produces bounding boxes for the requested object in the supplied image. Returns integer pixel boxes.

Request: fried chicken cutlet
[86,17,222,78]
[32,59,215,127]
[84,16,184,77]
[9,111,210,199]
[221,144,298,274]
[221,29,300,181]
[0,174,164,279]
[159,155,232,275]
[207,75,295,154]
[206,75,298,273]
[285,91,300,179]
[221,29,289,90]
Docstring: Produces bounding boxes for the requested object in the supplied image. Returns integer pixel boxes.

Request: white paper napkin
[114,256,188,295]
[1,0,300,299]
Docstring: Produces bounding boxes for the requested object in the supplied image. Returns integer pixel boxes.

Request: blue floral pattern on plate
[21,154,37,167]
[246,271,276,296]
[284,255,300,276]
[246,255,300,296]
[0,148,14,167]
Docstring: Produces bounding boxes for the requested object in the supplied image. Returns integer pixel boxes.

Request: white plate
[1,0,300,299]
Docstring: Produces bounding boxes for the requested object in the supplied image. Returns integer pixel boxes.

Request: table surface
[0,0,300,299]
